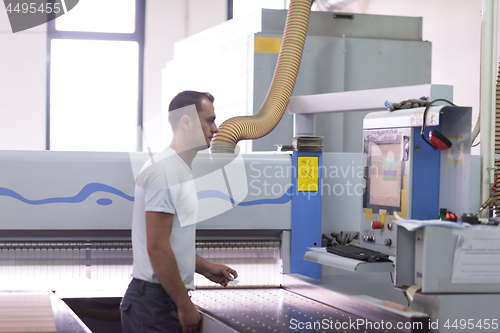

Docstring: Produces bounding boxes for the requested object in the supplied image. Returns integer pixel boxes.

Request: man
[121,91,238,333]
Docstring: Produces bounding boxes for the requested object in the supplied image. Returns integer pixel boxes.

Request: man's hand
[203,262,238,287]
[196,255,238,287]
[177,301,201,333]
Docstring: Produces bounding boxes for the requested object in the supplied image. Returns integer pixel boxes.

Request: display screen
[367,140,402,208]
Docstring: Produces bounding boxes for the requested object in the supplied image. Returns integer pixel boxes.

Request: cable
[471,113,480,147]
[420,99,456,150]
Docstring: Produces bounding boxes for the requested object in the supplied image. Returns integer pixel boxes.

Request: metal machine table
[193,277,428,333]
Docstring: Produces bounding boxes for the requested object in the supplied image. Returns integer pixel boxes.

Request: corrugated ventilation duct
[211,0,313,153]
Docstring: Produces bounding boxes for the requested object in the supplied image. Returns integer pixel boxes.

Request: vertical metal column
[411,127,441,220]
[480,0,498,213]
[291,151,321,279]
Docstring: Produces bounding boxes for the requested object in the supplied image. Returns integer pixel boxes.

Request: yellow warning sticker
[297,156,319,192]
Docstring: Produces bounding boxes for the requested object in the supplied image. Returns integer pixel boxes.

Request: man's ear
[179,115,190,129]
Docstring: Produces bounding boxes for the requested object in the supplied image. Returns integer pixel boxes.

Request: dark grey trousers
[121,278,182,333]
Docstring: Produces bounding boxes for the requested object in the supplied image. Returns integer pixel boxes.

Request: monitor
[364,134,404,212]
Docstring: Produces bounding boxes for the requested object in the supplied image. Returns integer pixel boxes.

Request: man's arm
[146,211,201,333]
[195,255,238,287]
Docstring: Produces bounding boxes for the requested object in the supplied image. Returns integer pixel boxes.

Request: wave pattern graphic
[0,184,292,207]
[0,183,134,205]
[197,186,293,206]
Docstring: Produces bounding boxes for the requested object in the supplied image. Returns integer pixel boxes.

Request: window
[230,0,289,19]
[47,0,145,152]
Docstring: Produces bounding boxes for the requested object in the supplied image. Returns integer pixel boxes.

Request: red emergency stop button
[371,221,384,230]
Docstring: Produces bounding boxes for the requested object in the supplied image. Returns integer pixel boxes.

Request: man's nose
[212,124,219,134]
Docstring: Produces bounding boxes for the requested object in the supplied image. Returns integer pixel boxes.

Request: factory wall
[143,0,227,151]
[0,0,227,151]
[0,0,496,153]
[338,0,486,155]
[0,8,46,150]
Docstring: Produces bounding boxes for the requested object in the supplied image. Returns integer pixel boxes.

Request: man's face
[197,97,218,148]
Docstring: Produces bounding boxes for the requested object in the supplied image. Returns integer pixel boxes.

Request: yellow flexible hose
[211,0,313,153]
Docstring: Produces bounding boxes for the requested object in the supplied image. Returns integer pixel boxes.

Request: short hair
[168,91,214,130]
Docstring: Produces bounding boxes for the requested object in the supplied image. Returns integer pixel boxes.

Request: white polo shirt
[131,147,198,290]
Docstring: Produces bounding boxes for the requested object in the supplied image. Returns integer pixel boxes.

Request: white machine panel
[0,150,292,231]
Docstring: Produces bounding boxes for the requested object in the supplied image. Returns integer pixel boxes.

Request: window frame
[46,0,146,151]
[227,0,233,19]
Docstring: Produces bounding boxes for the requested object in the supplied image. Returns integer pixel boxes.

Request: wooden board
[0,293,57,333]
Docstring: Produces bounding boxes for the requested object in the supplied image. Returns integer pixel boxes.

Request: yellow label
[297,156,319,192]
[394,189,407,219]
[380,211,387,223]
[365,208,373,220]
[254,36,281,53]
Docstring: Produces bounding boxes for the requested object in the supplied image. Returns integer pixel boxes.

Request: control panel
[361,127,412,256]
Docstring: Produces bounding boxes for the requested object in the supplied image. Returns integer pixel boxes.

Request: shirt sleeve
[144,187,175,214]
[139,161,176,214]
